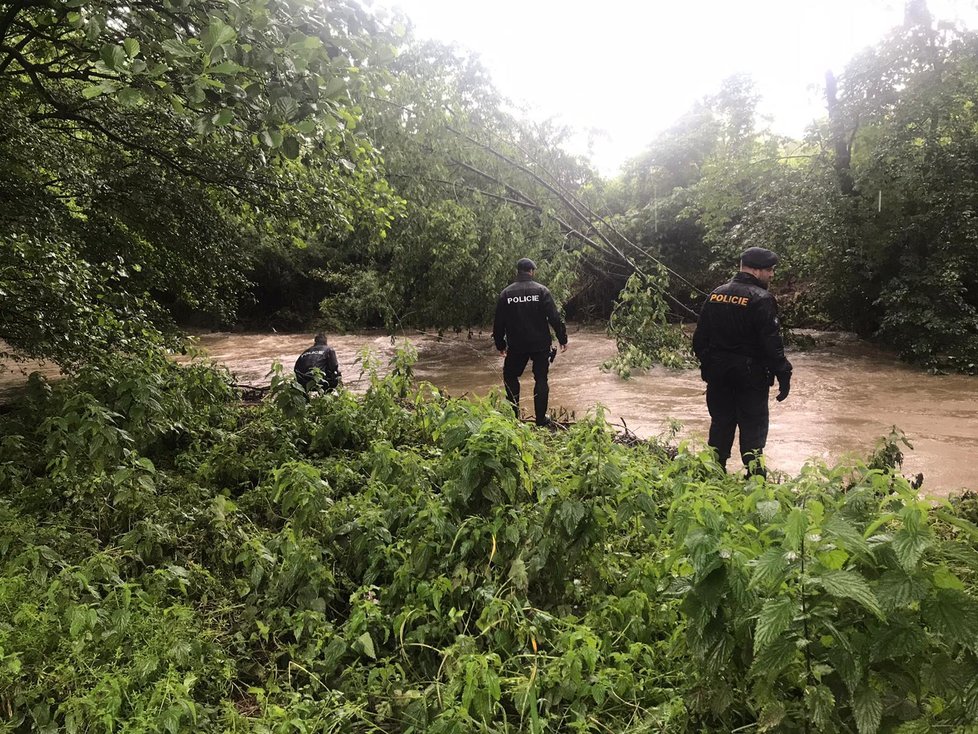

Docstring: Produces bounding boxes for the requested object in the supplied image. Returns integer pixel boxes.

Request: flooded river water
[199,328,978,496]
[3,327,977,495]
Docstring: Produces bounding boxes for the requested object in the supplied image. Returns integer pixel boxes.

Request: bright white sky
[376,0,977,175]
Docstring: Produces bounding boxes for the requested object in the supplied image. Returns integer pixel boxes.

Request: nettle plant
[666,460,978,733]
[3,347,978,734]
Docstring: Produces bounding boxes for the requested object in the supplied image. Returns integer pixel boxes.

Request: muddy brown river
[3,328,976,495]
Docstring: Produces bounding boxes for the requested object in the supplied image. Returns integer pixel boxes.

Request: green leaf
[852,685,882,734]
[321,638,347,673]
[933,566,965,590]
[117,88,143,107]
[870,623,926,661]
[784,508,808,550]
[758,701,786,729]
[817,548,849,570]
[162,39,196,58]
[508,557,528,592]
[123,38,140,58]
[354,632,376,659]
[964,677,978,720]
[208,61,247,76]
[808,499,825,526]
[281,135,300,160]
[922,589,978,650]
[323,77,346,98]
[211,109,234,127]
[558,499,586,534]
[876,570,929,611]
[750,548,788,587]
[272,96,299,120]
[829,646,862,694]
[756,499,780,520]
[807,684,835,729]
[287,33,323,51]
[202,19,237,52]
[751,634,797,683]
[754,596,797,654]
[818,570,884,619]
[892,721,938,734]
[260,129,283,149]
[824,513,871,556]
[372,44,397,65]
[81,83,109,99]
[892,527,931,572]
[99,43,126,69]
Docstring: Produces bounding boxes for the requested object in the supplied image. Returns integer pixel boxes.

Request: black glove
[549,346,557,364]
[775,372,791,402]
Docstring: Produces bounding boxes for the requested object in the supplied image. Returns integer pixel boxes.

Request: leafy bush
[1,352,977,732]
[604,270,695,377]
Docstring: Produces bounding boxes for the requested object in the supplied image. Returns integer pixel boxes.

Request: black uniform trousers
[705,361,770,475]
[503,350,550,425]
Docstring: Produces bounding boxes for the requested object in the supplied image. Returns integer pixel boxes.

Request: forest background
[2,0,978,375]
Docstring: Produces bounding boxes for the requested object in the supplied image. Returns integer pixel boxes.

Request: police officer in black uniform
[294,332,341,392]
[692,247,792,476]
[493,258,568,426]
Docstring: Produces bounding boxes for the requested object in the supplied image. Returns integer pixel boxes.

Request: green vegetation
[2,355,978,732]
[607,16,978,372]
[4,1,977,372]
[3,3,978,727]
[0,0,401,364]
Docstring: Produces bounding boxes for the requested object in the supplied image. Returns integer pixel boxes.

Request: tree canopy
[604,11,978,372]
[1,0,401,364]
[2,0,977,373]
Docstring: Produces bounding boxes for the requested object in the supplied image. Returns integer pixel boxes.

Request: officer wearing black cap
[493,258,568,426]
[692,247,792,476]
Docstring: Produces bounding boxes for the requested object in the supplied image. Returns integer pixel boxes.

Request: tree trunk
[824,70,855,196]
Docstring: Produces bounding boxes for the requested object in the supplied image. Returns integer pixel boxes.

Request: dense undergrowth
[2,352,978,733]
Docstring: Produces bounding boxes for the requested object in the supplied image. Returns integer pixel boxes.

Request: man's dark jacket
[692,272,792,380]
[493,273,568,353]
[294,344,340,388]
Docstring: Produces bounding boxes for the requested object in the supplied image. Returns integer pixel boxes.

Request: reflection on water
[3,328,977,495]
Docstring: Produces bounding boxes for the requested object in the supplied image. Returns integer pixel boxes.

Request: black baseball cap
[740,247,779,269]
[516,258,537,272]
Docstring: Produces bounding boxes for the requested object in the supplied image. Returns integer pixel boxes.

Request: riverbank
[184,327,978,496]
[3,328,977,494]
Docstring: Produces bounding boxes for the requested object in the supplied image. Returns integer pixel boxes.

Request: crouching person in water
[294,332,341,393]
[692,247,792,477]
[492,257,568,426]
